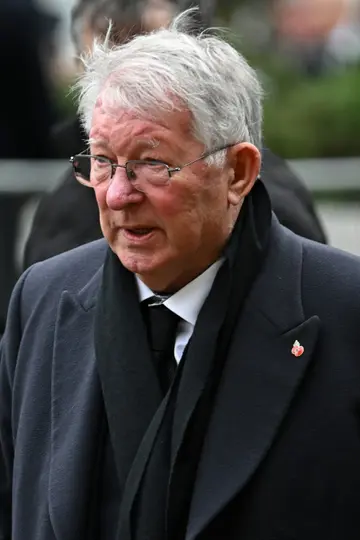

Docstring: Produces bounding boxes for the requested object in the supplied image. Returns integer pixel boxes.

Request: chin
[116,248,163,276]
[117,248,183,291]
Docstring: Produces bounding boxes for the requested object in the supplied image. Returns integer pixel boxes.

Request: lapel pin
[291,340,304,357]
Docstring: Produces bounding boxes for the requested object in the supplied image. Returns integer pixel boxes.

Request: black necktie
[146,300,180,394]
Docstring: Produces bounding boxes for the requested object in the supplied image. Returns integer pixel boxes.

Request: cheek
[94,186,107,210]
[158,184,200,226]
[157,181,224,244]
[94,187,111,233]
[184,177,227,226]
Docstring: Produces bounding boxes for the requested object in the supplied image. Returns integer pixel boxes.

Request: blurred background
[0,0,359,332]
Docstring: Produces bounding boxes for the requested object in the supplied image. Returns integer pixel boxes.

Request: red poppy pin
[291,340,304,357]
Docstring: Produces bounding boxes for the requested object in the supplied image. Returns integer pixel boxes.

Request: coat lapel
[49,268,104,540]
[48,250,163,540]
[94,250,163,493]
[186,219,321,540]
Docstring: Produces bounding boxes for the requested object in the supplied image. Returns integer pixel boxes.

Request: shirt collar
[135,259,223,326]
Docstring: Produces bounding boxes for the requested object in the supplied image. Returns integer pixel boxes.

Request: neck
[137,254,221,294]
[137,219,239,293]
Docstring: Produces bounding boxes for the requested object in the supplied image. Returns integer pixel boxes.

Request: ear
[227,143,261,206]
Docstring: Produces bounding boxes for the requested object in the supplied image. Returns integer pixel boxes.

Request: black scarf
[94,179,272,540]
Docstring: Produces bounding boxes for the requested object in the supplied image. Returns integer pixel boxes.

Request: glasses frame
[69,143,236,189]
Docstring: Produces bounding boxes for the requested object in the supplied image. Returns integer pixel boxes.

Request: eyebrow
[88,137,107,146]
[88,137,160,150]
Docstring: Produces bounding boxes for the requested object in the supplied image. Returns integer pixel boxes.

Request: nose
[105,166,144,210]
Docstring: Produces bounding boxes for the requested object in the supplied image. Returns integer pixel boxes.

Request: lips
[122,226,157,242]
[126,228,153,235]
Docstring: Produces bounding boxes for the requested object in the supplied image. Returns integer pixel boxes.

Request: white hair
[75,8,263,167]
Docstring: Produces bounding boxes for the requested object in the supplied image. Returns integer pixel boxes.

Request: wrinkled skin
[90,99,260,292]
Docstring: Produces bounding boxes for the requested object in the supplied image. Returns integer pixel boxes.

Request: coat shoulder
[261,221,360,343]
[20,239,107,319]
[301,236,360,293]
[299,234,360,325]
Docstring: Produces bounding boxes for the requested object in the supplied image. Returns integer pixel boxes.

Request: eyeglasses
[69,144,236,191]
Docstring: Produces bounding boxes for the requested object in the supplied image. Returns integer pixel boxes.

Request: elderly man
[1,10,360,540]
[23,0,326,271]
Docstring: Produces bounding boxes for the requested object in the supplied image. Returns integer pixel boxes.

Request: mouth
[122,227,157,241]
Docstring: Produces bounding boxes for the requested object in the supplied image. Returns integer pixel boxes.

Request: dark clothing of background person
[23,117,327,268]
[0,0,55,159]
[0,0,56,335]
[261,148,326,243]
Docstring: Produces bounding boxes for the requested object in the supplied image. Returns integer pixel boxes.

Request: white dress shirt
[135,260,223,363]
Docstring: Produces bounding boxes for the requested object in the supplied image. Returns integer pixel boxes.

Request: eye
[93,155,112,167]
[127,167,137,180]
[143,157,170,167]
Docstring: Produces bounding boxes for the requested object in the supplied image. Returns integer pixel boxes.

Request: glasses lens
[127,161,169,187]
[91,156,112,185]
[73,155,91,185]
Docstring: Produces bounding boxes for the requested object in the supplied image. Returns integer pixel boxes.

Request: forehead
[89,97,193,150]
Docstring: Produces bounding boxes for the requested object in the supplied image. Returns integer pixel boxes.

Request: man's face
[90,101,238,291]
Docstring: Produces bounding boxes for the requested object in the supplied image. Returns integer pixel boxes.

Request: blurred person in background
[2,11,360,539]
[23,0,326,270]
[51,0,178,160]
[0,0,57,335]
[324,0,360,68]
[0,0,56,158]
[273,0,349,76]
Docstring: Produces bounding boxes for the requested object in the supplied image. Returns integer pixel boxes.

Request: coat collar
[77,263,104,311]
[249,214,307,332]
[186,216,321,539]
